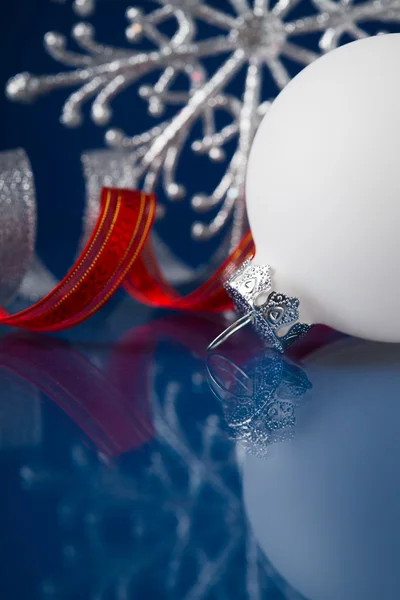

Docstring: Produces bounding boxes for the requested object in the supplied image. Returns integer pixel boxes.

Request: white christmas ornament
[246,34,400,343]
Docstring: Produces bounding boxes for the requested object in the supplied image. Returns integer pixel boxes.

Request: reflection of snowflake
[18,353,275,600]
[7,0,400,244]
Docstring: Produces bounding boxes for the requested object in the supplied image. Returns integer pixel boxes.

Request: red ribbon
[0,188,255,331]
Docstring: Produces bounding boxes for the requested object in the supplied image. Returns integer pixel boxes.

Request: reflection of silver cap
[208,260,313,353]
[206,350,312,457]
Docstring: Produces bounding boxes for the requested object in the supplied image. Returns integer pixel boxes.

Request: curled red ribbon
[0,188,255,331]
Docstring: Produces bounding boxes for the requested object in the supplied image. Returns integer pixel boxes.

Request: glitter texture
[225,261,313,352]
[0,150,36,305]
[207,349,312,457]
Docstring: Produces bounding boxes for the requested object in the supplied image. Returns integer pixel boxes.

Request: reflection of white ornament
[243,339,400,600]
[9,2,400,245]
[247,34,400,342]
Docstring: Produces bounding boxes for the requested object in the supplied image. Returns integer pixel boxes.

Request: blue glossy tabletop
[1,301,400,600]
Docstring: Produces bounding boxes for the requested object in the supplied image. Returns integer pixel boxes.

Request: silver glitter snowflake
[6,0,400,245]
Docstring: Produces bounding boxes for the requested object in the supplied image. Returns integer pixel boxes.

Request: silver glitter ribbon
[18,254,58,303]
[0,149,36,305]
[81,149,139,247]
[82,149,207,286]
[0,147,203,310]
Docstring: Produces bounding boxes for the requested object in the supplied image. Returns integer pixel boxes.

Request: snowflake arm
[141,49,246,170]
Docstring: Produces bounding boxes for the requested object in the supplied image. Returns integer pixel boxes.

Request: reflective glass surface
[1,301,399,600]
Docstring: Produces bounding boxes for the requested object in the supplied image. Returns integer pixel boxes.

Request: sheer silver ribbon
[82,149,200,286]
[0,149,37,305]
[0,149,60,307]
[0,147,210,309]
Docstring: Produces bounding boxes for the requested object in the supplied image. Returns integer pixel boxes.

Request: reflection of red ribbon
[0,316,341,458]
[0,316,260,458]
[0,334,155,457]
[0,188,255,331]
